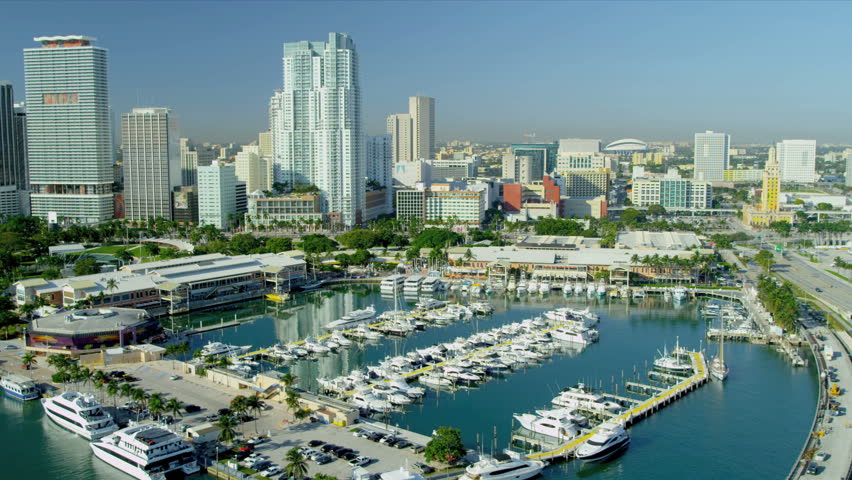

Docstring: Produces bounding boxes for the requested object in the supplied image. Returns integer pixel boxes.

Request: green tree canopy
[646,204,667,216]
[534,218,585,236]
[424,426,466,463]
[73,257,100,276]
[336,229,380,250]
[411,228,463,250]
[619,208,647,226]
[229,233,262,254]
[754,249,775,272]
[265,237,293,253]
[299,234,338,254]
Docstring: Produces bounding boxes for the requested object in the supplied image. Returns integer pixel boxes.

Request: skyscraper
[121,108,180,221]
[198,162,236,229]
[269,32,364,227]
[386,113,412,164]
[0,82,28,216]
[776,139,816,184]
[25,35,114,223]
[410,96,435,161]
[761,147,780,212]
[365,134,393,217]
[693,130,730,182]
[235,144,271,193]
[179,138,198,186]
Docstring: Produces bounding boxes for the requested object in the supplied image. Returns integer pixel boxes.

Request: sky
[2,1,851,145]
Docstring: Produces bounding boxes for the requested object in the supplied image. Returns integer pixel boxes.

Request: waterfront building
[396,182,487,228]
[563,169,610,197]
[693,131,730,182]
[386,113,412,164]
[743,147,795,226]
[558,138,601,154]
[122,108,180,221]
[631,169,712,209]
[510,143,558,175]
[25,36,114,222]
[604,138,649,155]
[198,162,236,229]
[269,32,364,227]
[26,307,161,353]
[410,96,435,161]
[777,139,816,184]
[235,144,271,194]
[723,168,762,183]
[0,82,29,216]
[247,191,322,227]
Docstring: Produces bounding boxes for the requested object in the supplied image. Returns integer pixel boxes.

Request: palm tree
[106,381,120,407]
[47,353,70,371]
[284,448,309,480]
[77,366,93,392]
[216,415,239,445]
[230,395,248,431]
[119,382,133,403]
[105,278,118,295]
[280,372,297,393]
[21,352,37,370]
[148,393,164,420]
[244,394,263,433]
[165,398,184,420]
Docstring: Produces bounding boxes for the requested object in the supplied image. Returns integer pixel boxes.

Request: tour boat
[90,423,200,480]
[653,339,693,375]
[42,391,118,441]
[575,421,630,463]
[1,374,40,401]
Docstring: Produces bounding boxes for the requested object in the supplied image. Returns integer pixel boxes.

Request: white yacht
[552,384,621,413]
[507,278,517,291]
[586,284,596,297]
[573,282,584,295]
[403,275,424,295]
[710,334,729,381]
[470,302,494,315]
[527,278,539,293]
[535,407,589,427]
[513,411,581,441]
[576,421,630,463]
[349,392,392,411]
[90,423,200,480]
[632,289,646,299]
[324,305,376,329]
[200,342,251,357]
[42,391,118,440]
[596,284,607,296]
[420,277,441,293]
[550,326,596,345]
[1,374,40,401]
[415,298,446,312]
[380,274,406,294]
[653,340,693,375]
[459,451,546,480]
[538,281,551,295]
[673,286,688,302]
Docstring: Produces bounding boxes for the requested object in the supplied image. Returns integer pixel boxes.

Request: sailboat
[710,330,730,381]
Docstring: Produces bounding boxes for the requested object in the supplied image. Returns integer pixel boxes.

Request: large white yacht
[200,342,251,357]
[1,374,40,401]
[42,391,119,441]
[513,411,581,441]
[324,305,376,329]
[550,326,596,345]
[575,421,630,463]
[420,276,441,293]
[380,274,406,294]
[90,423,200,480]
[653,339,693,375]
[460,451,545,480]
[403,275,424,295]
[551,384,621,413]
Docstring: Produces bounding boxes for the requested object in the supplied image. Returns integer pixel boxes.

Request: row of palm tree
[628,252,716,284]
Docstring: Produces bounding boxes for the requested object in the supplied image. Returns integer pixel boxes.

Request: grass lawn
[86,244,141,254]
[826,269,850,282]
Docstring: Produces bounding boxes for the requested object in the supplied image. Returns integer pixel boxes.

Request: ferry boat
[459,451,546,480]
[42,391,119,440]
[323,305,376,329]
[420,276,441,293]
[380,274,406,294]
[575,421,630,463]
[403,275,424,295]
[200,342,251,357]
[1,374,40,401]
[90,423,200,480]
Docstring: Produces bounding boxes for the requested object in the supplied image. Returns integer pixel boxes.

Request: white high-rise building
[25,35,114,223]
[179,138,198,186]
[198,162,236,229]
[386,113,412,164]
[776,139,816,184]
[366,134,392,189]
[693,130,730,182]
[410,96,435,161]
[235,144,271,194]
[269,32,364,227]
[121,108,180,221]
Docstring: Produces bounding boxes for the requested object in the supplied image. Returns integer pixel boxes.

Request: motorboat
[420,276,441,293]
[349,392,393,411]
[300,280,324,292]
[324,305,376,329]
[552,383,621,413]
[403,275,424,295]
[380,274,406,294]
[201,341,251,357]
[586,284,596,297]
[513,411,581,441]
[1,374,40,401]
[575,421,630,463]
[303,337,331,354]
[527,278,539,293]
[653,339,693,375]
[507,279,517,291]
[459,451,546,480]
[42,391,119,440]
[415,298,446,312]
[550,326,596,345]
[534,407,589,427]
[90,423,200,480]
[596,284,607,297]
[710,333,729,381]
[345,325,382,341]
[673,286,688,302]
[632,289,646,299]
[538,281,551,294]
[470,302,494,315]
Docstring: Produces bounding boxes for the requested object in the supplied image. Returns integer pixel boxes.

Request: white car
[261,465,282,476]
[248,436,268,445]
[349,456,371,467]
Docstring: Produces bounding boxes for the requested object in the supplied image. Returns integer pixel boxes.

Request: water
[0,286,817,480]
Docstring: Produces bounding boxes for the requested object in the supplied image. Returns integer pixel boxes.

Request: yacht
[575,421,630,463]
[300,279,325,292]
[552,384,621,413]
[403,275,424,295]
[550,326,596,345]
[1,374,40,401]
[527,278,539,293]
[596,284,607,297]
[470,302,494,315]
[42,391,118,441]
[538,281,551,295]
[513,411,581,441]
[586,284,596,297]
[632,289,646,299]
[673,286,688,302]
[415,298,446,312]
[507,278,517,291]
[200,342,251,357]
[323,305,376,329]
[653,340,693,375]
[380,274,406,294]
[710,334,729,381]
[420,277,441,293]
[345,325,382,341]
[90,423,200,480]
[349,392,392,411]
[573,283,584,295]
[535,407,589,428]
[459,451,546,480]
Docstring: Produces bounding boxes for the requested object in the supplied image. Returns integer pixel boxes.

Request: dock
[185,320,243,336]
[517,349,708,461]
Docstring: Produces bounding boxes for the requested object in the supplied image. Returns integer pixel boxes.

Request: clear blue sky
[2,1,850,145]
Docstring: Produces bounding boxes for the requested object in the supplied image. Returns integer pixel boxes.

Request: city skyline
[1,2,851,144]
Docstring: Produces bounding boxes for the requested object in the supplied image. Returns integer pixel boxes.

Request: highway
[773,252,852,329]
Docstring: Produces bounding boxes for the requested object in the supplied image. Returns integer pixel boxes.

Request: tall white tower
[122,108,180,221]
[269,32,364,227]
[693,130,730,182]
[409,96,435,161]
[776,139,816,184]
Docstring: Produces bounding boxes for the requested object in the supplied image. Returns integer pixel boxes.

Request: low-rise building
[631,169,712,209]
[723,169,762,183]
[246,192,323,227]
[26,307,161,354]
[395,182,487,228]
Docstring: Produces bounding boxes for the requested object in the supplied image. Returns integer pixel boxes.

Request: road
[773,252,852,329]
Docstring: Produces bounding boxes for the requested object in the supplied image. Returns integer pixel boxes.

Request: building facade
[502,154,538,183]
[555,153,615,173]
[743,147,794,226]
[510,143,558,175]
[122,108,180,221]
[269,32,365,227]
[198,162,236,229]
[631,170,712,209]
[410,96,435,161]
[25,35,114,222]
[386,113,412,164]
[396,183,487,227]
[172,185,198,224]
[563,169,610,197]
[723,168,762,183]
[247,191,322,227]
[693,130,729,182]
[0,82,28,216]
[558,138,601,154]
[235,144,271,194]
[427,158,478,180]
[179,138,198,187]
[777,139,816,184]
[365,134,393,217]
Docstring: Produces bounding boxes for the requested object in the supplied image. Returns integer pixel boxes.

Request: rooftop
[29,307,151,335]
[515,235,600,250]
[616,231,702,250]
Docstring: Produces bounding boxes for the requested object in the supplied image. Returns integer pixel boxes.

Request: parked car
[806,462,819,474]
[184,404,202,413]
[218,408,232,416]
[334,448,354,458]
[393,440,411,449]
[169,374,181,381]
[353,429,370,438]
[261,465,281,476]
[367,432,384,442]
[349,456,372,467]
[320,444,340,453]
[247,436,267,445]
[379,436,398,446]
[409,445,426,454]
[314,454,333,465]
[307,440,325,447]
[341,452,358,461]
[205,414,220,422]
[412,462,434,474]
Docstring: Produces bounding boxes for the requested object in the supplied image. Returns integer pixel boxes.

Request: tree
[165,398,184,419]
[106,380,120,407]
[284,448,309,480]
[755,249,775,272]
[245,394,263,433]
[229,233,262,254]
[769,221,792,238]
[424,426,466,463]
[619,208,647,227]
[299,234,338,254]
[647,204,667,216]
[216,415,239,445]
[116,249,134,264]
[21,351,37,370]
[73,257,100,276]
[336,229,379,250]
[265,237,293,253]
[148,393,165,420]
[816,202,833,211]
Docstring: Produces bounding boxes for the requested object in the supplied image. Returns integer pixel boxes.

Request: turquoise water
[0,286,818,480]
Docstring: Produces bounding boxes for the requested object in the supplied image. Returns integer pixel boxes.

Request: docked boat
[507,279,517,291]
[300,279,325,292]
[420,276,441,293]
[324,305,376,329]
[538,281,551,295]
[710,333,729,381]
[527,278,539,293]
[573,282,584,295]
[90,423,200,480]
[380,274,406,294]
[470,302,494,315]
[552,383,621,413]
[265,292,289,303]
[403,275,424,295]
[672,286,687,302]
[1,374,40,401]
[586,284,596,297]
[200,342,251,357]
[535,407,589,427]
[415,298,446,312]
[346,325,382,341]
[575,421,630,463]
[349,392,392,411]
[550,326,597,345]
[596,284,607,297]
[459,451,546,480]
[653,339,693,375]
[42,391,118,440]
[513,411,581,441]
[632,289,646,299]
